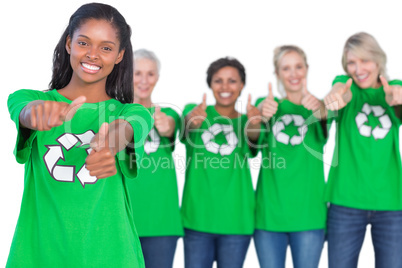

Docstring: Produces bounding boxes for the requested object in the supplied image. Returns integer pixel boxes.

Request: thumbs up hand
[20,96,86,131]
[381,75,402,106]
[154,104,175,137]
[324,78,353,111]
[260,83,278,122]
[86,122,117,179]
[186,93,208,129]
[246,94,262,142]
[301,79,322,111]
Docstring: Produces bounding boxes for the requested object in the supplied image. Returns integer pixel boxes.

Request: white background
[1,0,401,267]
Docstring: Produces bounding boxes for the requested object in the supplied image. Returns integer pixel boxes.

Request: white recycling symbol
[144,128,160,155]
[272,114,308,146]
[355,103,392,140]
[201,123,238,156]
[43,130,98,187]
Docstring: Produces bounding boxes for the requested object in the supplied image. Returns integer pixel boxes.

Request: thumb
[62,96,86,121]
[201,93,207,109]
[153,104,161,118]
[247,94,252,111]
[380,75,391,95]
[268,82,274,100]
[92,122,109,152]
[342,78,353,94]
[302,79,308,96]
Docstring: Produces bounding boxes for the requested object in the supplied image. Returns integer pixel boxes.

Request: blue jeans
[327,204,402,268]
[183,228,251,268]
[254,229,325,268]
[139,236,179,268]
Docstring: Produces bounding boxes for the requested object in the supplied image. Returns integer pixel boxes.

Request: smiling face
[133,58,159,101]
[210,66,244,107]
[346,51,380,89]
[65,19,124,87]
[276,51,308,93]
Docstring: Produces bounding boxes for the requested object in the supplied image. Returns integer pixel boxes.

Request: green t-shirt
[180,104,256,235]
[326,75,402,210]
[254,97,327,232]
[7,89,153,268]
[127,107,183,237]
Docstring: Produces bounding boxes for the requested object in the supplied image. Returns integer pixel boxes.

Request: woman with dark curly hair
[180,57,261,268]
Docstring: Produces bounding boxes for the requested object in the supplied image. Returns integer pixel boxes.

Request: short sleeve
[389,80,402,87]
[7,89,49,163]
[254,96,280,107]
[332,75,350,85]
[116,104,153,179]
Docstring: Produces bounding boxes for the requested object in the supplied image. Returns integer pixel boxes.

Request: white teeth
[290,79,299,84]
[220,92,232,98]
[357,74,368,80]
[82,63,100,71]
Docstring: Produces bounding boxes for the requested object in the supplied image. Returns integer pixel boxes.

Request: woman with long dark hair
[6,3,152,267]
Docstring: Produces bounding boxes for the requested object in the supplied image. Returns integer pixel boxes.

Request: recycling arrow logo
[272,114,308,146]
[201,123,238,156]
[355,103,392,140]
[144,128,160,155]
[43,130,98,188]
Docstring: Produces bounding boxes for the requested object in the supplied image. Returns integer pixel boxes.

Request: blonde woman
[255,45,327,268]
[324,32,402,268]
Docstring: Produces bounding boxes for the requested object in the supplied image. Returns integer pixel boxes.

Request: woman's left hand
[380,76,402,106]
[86,123,117,179]
[301,79,322,111]
[154,105,175,137]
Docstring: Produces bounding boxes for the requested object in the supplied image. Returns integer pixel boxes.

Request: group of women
[5,2,402,268]
[131,32,402,268]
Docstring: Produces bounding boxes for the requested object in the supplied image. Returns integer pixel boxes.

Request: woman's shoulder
[9,88,55,98]
[8,89,62,105]
[160,106,180,119]
[332,75,350,85]
[118,102,152,115]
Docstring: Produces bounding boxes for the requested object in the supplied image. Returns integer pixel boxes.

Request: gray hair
[342,32,388,79]
[133,48,161,74]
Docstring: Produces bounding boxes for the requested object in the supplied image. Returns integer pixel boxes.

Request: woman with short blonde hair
[324,32,402,268]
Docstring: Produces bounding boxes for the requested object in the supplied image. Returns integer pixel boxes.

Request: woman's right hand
[324,78,353,111]
[20,96,86,131]
[259,83,278,122]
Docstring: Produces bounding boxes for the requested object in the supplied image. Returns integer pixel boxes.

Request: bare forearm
[313,102,327,120]
[246,123,261,142]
